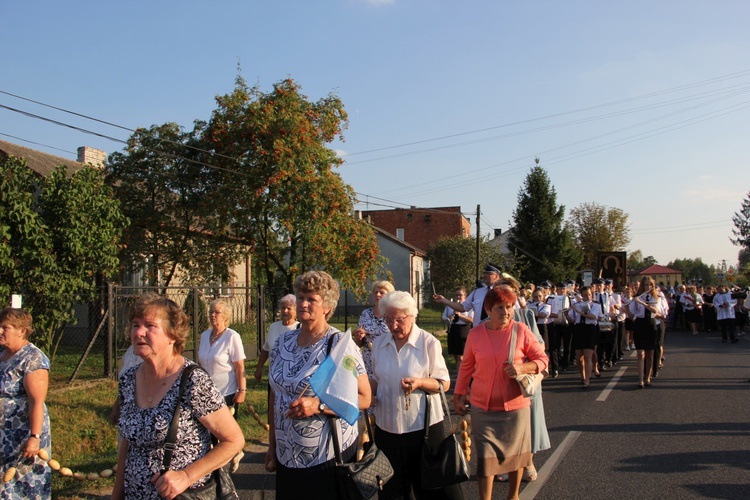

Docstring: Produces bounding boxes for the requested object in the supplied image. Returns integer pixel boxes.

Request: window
[396,228,404,240]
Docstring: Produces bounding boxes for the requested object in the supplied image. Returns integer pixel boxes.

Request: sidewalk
[232,441,276,500]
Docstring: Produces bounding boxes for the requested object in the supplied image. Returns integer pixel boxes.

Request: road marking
[520,430,582,499]
[596,366,628,402]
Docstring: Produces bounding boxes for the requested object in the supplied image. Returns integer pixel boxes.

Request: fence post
[192,286,199,362]
[257,284,265,355]
[107,282,114,378]
[344,290,349,331]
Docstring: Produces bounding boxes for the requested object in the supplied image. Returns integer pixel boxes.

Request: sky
[2,0,749,273]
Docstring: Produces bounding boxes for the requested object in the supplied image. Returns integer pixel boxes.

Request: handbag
[162,364,239,500]
[420,380,469,489]
[330,412,394,500]
[508,322,544,398]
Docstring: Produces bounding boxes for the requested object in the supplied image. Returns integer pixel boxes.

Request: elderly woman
[198,300,247,412]
[112,294,244,500]
[0,308,51,499]
[454,287,548,500]
[197,299,247,471]
[370,291,463,500]
[254,294,298,382]
[266,271,371,500]
[354,280,395,375]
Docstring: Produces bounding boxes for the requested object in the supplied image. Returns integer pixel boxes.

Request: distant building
[360,206,471,252]
[0,139,105,175]
[629,264,682,287]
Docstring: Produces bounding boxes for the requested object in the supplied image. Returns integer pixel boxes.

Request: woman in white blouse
[370,291,463,500]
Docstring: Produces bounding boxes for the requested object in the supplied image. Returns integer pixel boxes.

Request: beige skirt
[471,405,532,477]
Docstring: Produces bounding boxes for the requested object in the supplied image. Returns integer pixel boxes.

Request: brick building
[360,206,471,252]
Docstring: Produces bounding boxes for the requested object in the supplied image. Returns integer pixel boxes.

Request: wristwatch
[318,402,327,413]
[30,433,42,439]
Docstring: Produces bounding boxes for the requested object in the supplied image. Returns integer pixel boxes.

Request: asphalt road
[233,327,750,499]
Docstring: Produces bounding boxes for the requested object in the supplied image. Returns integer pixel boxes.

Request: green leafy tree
[426,235,515,296]
[628,250,657,272]
[0,156,126,353]
[507,164,582,283]
[666,257,717,286]
[731,191,750,251]
[204,76,381,295]
[106,123,247,289]
[568,202,631,269]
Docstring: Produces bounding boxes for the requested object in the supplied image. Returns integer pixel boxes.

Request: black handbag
[420,380,469,489]
[162,364,239,500]
[330,413,394,500]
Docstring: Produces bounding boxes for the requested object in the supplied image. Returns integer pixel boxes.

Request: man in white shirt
[434,263,502,326]
[713,285,738,343]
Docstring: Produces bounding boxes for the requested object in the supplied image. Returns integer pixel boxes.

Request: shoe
[581,383,590,390]
[630,344,636,350]
[637,382,644,389]
[496,473,509,482]
[645,381,652,387]
[523,464,538,482]
[731,339,740,344]
[594,371,601,378]
[551,371,559,379]
[624,346,630,351]
[230,451,245,473]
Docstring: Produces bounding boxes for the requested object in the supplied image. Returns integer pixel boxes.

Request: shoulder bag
[420,380,469,489]
[330,411,394,499]
[162,364,239,500]
[508,322,544,398]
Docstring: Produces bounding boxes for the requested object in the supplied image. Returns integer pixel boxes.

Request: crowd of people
[3,265,749,500]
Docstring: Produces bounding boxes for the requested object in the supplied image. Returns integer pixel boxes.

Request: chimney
[494,228,503,238]
[77,146,107,169]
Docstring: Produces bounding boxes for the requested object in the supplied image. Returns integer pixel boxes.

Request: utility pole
[476,204,481,282]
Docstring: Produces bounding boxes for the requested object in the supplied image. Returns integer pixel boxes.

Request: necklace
[143,357,178,403]
[298,327,327,348]
[210,328,226,344]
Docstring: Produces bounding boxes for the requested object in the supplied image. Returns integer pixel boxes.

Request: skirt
[572,323,597,351]
[685,308,702,324]
[471,406,532,477]
[447,323,471,355]
[633,317,658,350]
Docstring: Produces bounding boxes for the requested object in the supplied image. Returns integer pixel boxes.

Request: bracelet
[30,433,41,439]
[238,388,247,392]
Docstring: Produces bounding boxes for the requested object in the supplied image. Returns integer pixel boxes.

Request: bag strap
[507,321,518,365]
[329,410,371,465]
[423,379,451,442]
[162,363,200,472]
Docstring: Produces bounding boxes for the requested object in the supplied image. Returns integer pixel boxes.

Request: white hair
[278,294,296,308]
[378,291,418,317]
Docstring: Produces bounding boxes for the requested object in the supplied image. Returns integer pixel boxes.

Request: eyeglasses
[384,316,410,326]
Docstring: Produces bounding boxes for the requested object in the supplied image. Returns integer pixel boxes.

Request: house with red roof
[628,264,682,287]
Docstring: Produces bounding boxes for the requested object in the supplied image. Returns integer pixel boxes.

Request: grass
[46,306,450,498]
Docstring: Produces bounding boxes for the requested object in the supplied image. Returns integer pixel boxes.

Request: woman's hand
[286,396,320,419]
[264,448,277,472]
[352,327,367,347]
[400,377,421,393]
[151,469,192,500]
[22,436,40,459]
[452,393,468,416]
[233,390,246,405]
[254,364,263,382]
[504,362,522,378]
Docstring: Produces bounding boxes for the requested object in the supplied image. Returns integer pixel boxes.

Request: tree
[507,164,582,284]
[426,235,513,295]
[731,191,750,252]
[0,156,126,353]
[666,257,718,286]
[568,202,631,269]
[628,250,657,272]
[106,123,247,289]
[203,76,381,295]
